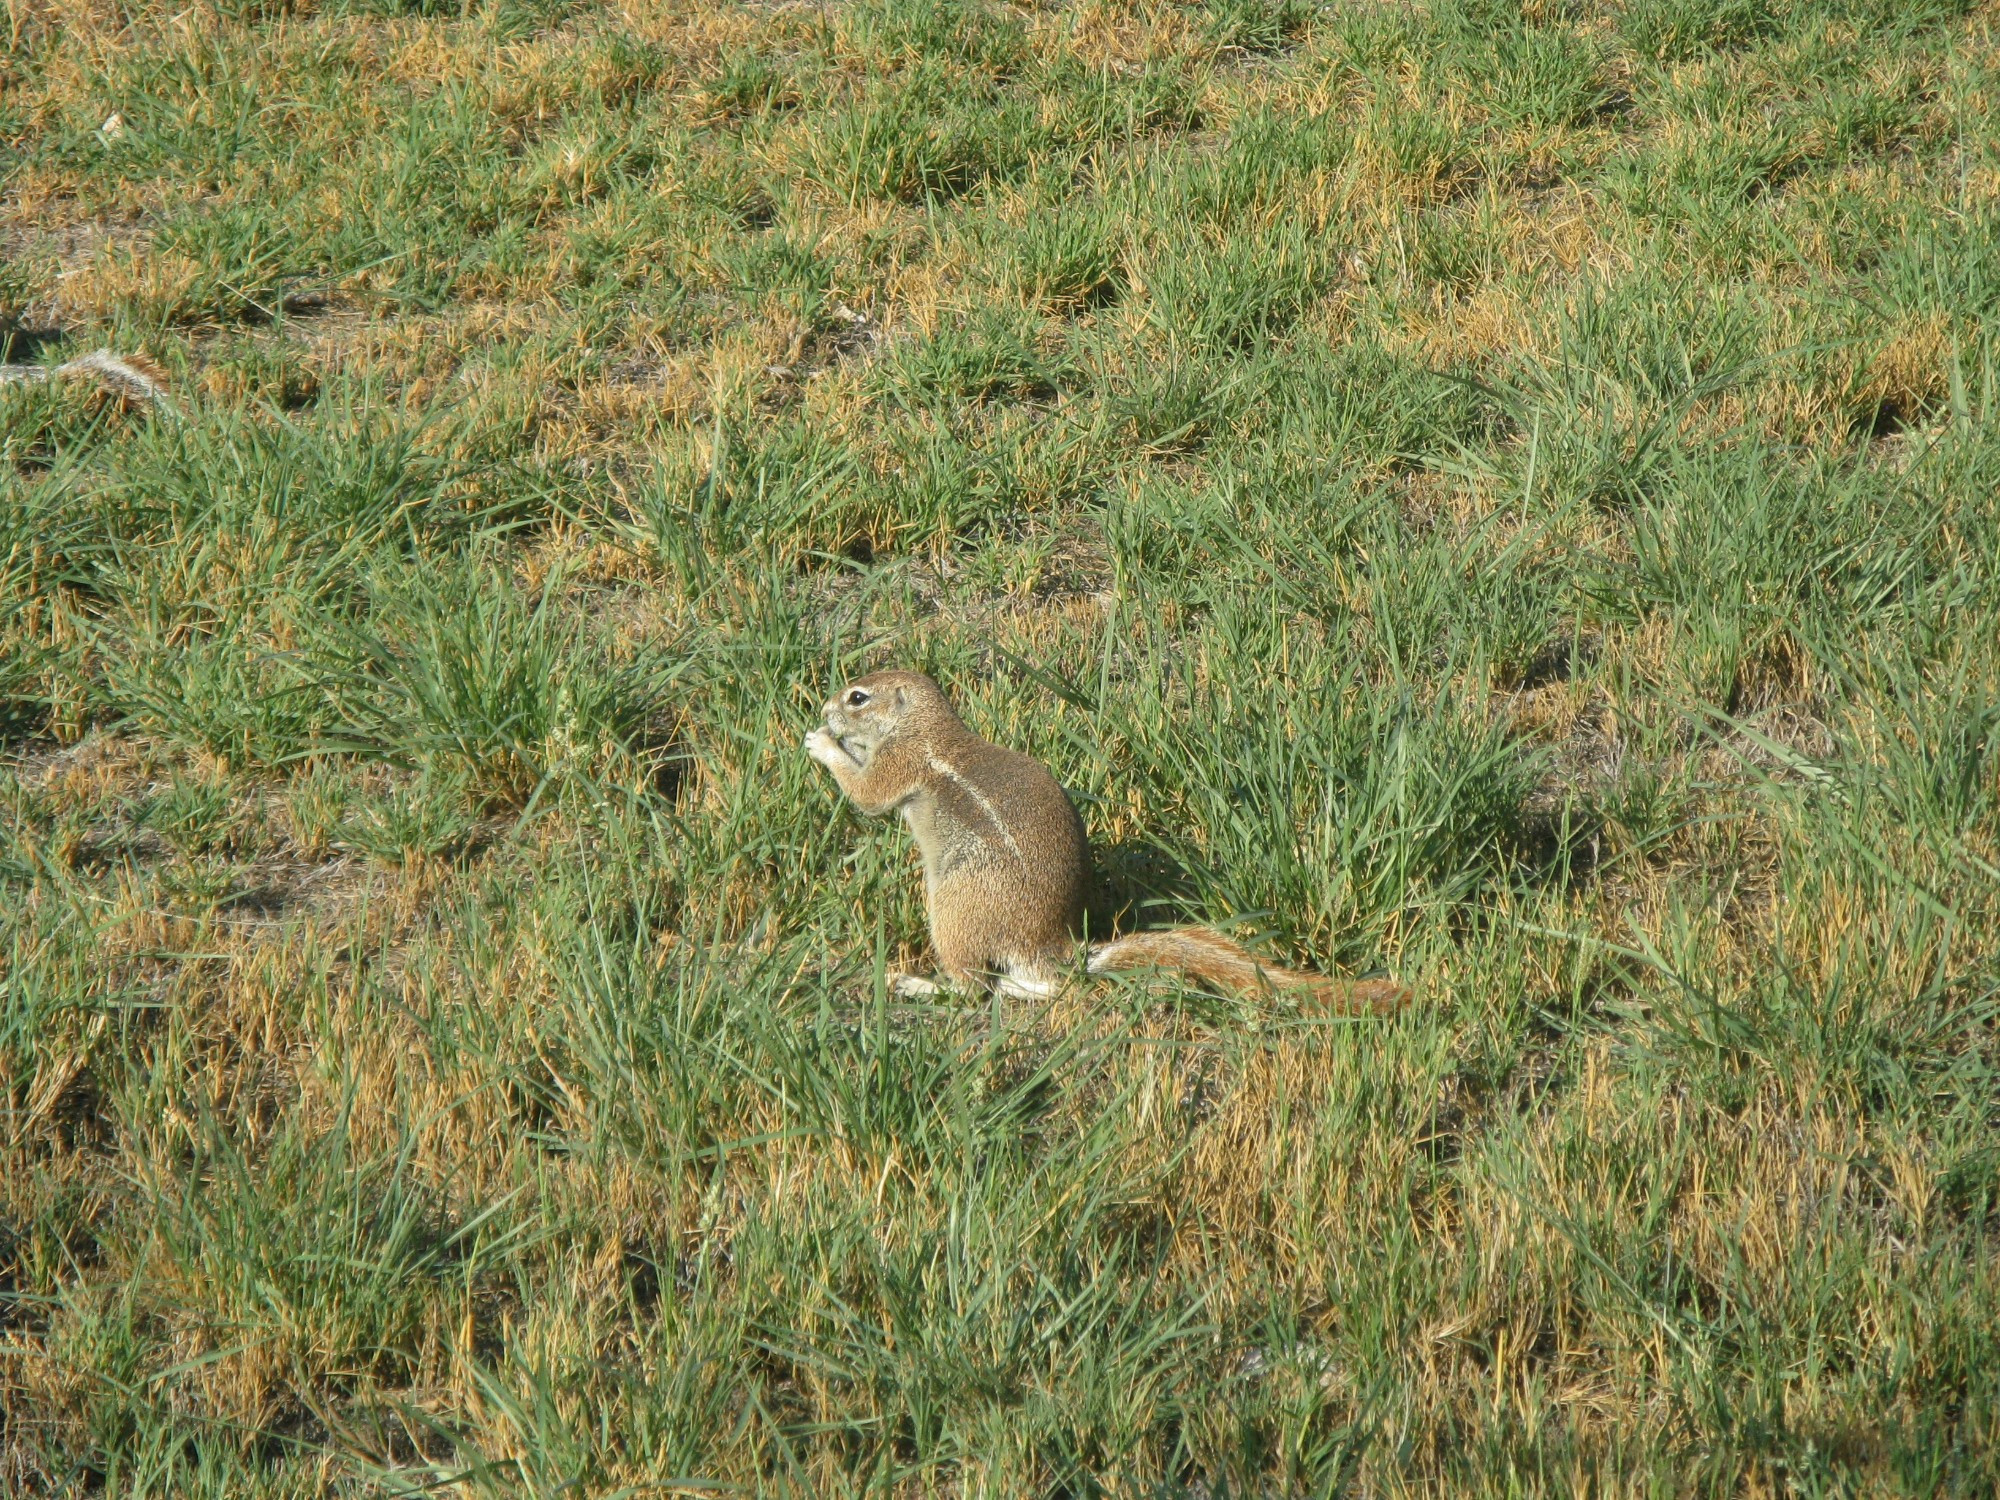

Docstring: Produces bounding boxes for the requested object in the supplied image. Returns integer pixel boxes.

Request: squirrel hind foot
[992,970,1057,1002]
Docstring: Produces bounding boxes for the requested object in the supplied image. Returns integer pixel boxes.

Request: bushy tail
[1086,928,1409,1013]
[0,349,170,405]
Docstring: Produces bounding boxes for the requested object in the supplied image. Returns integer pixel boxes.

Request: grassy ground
[4,0,1999,1491]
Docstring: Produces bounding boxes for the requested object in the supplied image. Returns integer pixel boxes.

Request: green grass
[4,0,1999,1492]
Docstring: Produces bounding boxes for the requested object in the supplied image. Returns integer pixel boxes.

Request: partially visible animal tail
[1086,928,1409,1013]
[0,349,170,406]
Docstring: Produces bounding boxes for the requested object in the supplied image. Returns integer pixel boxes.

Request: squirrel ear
[893,685,908,709]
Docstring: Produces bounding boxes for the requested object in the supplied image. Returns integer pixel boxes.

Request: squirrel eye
[846,689,870,707]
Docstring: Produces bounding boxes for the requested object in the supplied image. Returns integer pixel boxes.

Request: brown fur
[806,670,1408,1013]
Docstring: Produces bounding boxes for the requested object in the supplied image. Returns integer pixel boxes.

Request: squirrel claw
[806,726,863,772]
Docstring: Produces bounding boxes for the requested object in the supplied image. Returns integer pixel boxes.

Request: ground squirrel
[805,669,1409,1010]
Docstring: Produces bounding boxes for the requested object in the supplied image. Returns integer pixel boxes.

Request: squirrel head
[820,670,961,766]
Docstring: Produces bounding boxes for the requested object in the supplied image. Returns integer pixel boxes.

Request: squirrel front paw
[805,726,852,770]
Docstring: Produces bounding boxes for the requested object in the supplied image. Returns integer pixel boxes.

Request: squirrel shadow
[1083,834,1209,942]
[0,319,64,366]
